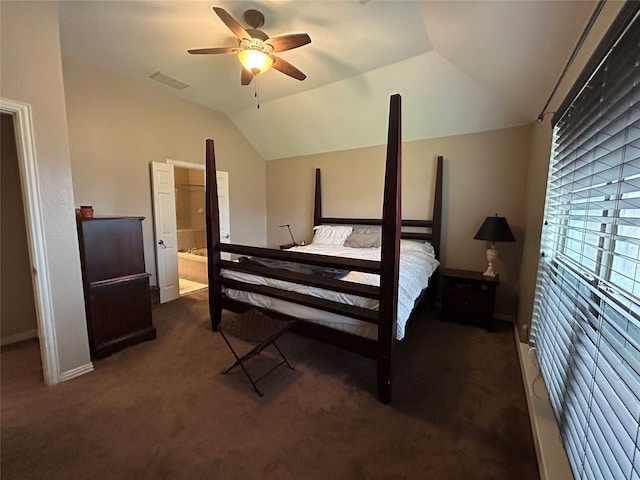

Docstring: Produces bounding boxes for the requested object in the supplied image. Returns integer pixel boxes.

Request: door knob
[158,239,166,249]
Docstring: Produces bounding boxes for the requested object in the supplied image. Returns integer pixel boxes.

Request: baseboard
[1,329,38,346]
[495,312,515,323]
[59,362,94,382]
[514,325,573,480]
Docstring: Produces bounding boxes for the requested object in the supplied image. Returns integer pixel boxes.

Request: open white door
[216,171,231,260]
[151,162,179,303]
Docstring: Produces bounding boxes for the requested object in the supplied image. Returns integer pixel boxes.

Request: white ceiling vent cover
[149,71,189,90]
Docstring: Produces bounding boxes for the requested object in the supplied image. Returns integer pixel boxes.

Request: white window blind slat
[585,462,597,480]
[593,378,636,461]
[634,447,640,477]
[597,336,640,416]
[591,405,632,477]
[584,432,613,479]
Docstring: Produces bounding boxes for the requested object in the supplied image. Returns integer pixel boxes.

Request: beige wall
[267,125,532,318]
[516,121,552,341]
[0,2,91,374]
[1,113,38,343]
[62,59,268,285]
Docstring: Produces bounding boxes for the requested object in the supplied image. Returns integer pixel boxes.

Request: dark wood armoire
[76,216,156,359]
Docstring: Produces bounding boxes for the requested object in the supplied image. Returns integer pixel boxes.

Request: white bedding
[221,243,439,340]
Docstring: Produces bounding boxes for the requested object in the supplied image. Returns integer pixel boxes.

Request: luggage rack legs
[219,314,297,397]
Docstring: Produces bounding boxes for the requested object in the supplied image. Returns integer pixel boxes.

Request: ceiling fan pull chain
[255,75,260,109]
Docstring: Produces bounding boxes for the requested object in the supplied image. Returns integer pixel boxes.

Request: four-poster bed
[205,94,443,403]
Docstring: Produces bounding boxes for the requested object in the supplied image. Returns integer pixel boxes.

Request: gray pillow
[344,227,381,248]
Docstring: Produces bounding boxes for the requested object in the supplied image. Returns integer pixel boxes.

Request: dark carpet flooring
[1,290,539,480]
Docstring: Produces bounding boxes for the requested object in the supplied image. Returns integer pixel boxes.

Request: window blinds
[531,4,640,479]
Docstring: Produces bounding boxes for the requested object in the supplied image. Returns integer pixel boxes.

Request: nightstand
[441,268,499,331]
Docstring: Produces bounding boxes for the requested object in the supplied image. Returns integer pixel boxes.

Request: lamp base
[483,263,497,277]
[483,245,498,277]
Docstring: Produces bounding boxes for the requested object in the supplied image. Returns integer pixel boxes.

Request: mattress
[221,242,440,340]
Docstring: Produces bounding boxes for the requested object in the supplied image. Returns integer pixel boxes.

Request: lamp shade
[473,214,515,242]
[237,49,273,74]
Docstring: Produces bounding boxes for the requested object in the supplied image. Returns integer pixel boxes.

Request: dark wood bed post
[377,93,402,404]
[313,168,322,227]
[205,139,223,331]
[432,156,443,259]
[428,156,444,306]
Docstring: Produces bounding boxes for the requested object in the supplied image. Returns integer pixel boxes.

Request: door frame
[166,159,204,171]
[1,98,59,385]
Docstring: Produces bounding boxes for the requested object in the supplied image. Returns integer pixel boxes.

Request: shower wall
[175,167,206,252]
[177,229,206,252]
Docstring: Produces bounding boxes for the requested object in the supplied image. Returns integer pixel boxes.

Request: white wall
[0,1,91,377]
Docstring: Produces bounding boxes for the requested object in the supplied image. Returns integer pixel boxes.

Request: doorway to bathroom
[151,159,230,303]
[174,166,208,296]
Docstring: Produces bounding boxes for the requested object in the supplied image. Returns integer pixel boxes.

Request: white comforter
[221,243,440,340]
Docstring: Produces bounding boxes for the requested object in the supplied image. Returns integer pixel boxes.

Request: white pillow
[400,240,436,257]
[311,225,353,245]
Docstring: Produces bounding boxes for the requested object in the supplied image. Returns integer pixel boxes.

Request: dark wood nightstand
[441,268,499,331]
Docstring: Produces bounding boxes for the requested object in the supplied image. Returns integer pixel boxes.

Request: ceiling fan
[188,7,311,86]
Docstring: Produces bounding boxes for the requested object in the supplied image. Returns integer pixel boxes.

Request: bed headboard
[312,156,443,260]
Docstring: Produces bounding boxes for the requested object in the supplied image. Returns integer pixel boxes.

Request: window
[531,3,640,479]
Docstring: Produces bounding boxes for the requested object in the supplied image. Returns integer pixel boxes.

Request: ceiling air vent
[149,71,189,90]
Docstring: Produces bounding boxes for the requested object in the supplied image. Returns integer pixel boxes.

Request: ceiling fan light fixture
[188,7,310,84]
[237,49,273,74]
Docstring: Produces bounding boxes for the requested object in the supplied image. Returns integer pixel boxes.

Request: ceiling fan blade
[266,33,311,53]
[241,68,254,86]
[271,55,306,81]
[188,47,236,55]
[212,7,250,40]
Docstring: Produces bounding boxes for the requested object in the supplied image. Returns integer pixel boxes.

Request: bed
[205,94,443,403]
[221,241,440,341]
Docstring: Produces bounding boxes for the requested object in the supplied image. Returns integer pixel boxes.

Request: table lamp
[473,214,515,277]
[279,224,297,246]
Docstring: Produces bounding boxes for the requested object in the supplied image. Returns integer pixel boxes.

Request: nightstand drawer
[440,268,499,331]
[444,287,493,322]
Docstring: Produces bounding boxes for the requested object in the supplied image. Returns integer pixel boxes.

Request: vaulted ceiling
[58,1,597,160]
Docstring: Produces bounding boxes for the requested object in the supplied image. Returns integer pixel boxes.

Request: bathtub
[177,249,208,284]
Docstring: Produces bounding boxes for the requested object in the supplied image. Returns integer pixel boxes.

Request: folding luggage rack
[219,310,297,397]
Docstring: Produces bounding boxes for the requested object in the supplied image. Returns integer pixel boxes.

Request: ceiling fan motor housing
[244,9,265,29]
